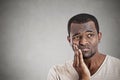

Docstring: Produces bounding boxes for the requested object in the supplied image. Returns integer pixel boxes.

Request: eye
[87,34,94,38]
[75,36,79,39]
[72,35,80,40]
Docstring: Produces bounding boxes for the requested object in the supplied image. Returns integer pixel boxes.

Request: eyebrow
[72,30,94,37]
[72,33,80,37]
[86,30,94,33]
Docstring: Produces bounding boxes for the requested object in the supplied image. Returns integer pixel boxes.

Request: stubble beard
[82,51,96,59]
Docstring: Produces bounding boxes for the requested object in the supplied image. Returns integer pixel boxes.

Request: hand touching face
[72,44,90,80]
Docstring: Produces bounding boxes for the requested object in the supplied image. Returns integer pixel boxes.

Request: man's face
[68,21,101,59]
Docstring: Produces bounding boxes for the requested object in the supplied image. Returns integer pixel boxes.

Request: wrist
[79,76,90,80]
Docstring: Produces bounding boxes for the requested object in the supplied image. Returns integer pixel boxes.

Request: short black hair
[68,13,99,36]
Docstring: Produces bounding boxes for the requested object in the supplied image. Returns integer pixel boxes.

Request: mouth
[78,46,90,52]
[81,48,90,52]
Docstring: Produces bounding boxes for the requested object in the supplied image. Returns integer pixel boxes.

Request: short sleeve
[47,66,60,80]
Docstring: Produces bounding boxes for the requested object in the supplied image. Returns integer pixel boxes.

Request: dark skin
[67,21,106,80]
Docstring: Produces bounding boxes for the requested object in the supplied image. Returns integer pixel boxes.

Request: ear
[67,36,72,46]
[98,32,102,42]
[67,36,71,43]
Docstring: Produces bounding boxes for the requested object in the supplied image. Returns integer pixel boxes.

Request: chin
[83,52,95,59]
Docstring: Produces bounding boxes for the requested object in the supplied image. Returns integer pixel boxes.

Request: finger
[73,52,80,67]
[76,51,80,67]
[73,54,77,67]
[72,43,77,51]
[74,45,80,67]
[73,44,79,67]
[73,44,76,67]
[78,49,84,63]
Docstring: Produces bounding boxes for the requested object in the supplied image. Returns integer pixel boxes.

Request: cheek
[89,38,98,47]
[72,40,79,45]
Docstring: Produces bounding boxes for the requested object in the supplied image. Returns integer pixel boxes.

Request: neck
[84,52,106,75]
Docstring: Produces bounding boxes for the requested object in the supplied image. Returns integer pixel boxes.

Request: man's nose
[79,37,88,46]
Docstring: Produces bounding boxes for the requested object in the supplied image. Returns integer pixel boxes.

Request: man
[47,13,120,80]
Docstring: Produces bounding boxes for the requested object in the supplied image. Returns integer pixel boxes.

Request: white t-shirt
[47,55,120,80]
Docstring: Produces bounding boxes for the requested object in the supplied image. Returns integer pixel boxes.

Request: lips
[81,48,90,52]
[78,46,90,52]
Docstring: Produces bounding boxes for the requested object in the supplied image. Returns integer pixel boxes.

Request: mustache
[78,45,90,49]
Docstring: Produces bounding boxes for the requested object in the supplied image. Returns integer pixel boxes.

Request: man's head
[67,13,102,59]
[68,13,99,36]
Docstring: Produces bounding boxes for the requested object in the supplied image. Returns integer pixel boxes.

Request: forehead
[70,21,97,35]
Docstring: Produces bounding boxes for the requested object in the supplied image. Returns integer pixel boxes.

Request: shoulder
[106,55,120,69]
[49,60,73,74]
[47,60,78,80]
[107,55,120,64]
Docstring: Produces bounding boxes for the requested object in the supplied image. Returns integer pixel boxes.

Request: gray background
[0,0,120,80]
